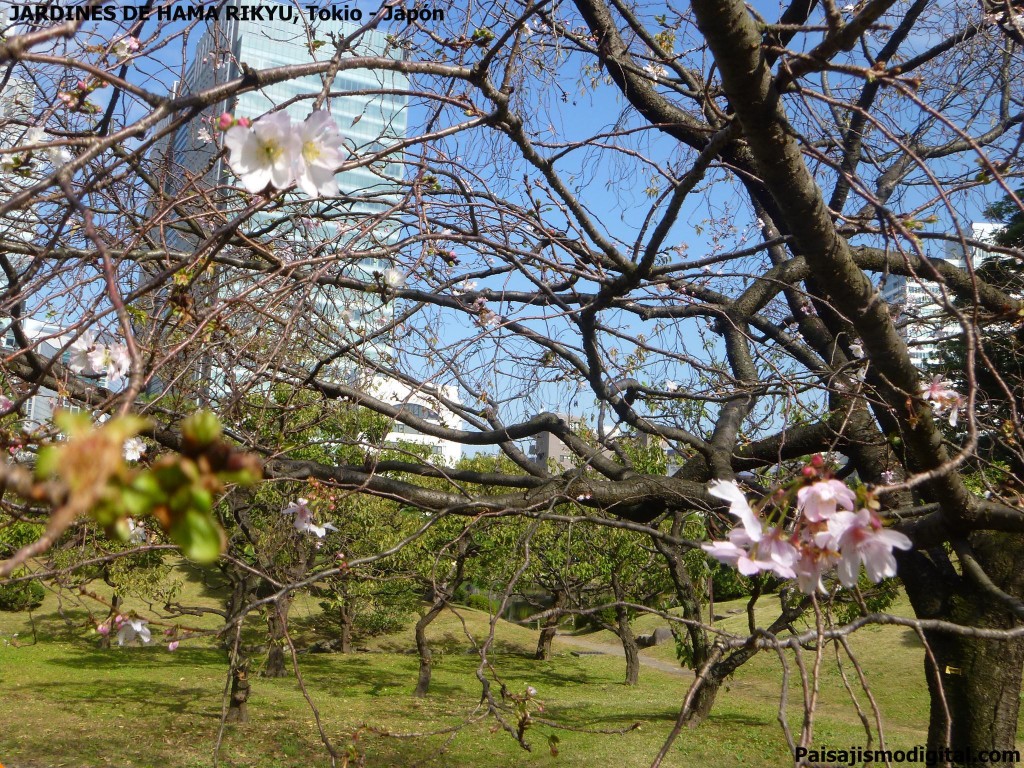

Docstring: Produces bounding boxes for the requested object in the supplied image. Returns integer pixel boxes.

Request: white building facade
[879,222,1001,368]
[372,377,463,466]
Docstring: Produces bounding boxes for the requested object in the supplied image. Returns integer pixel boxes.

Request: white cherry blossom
[123,437,146,462]
[67,332,102,375]
[224,111,298,193]
[117,617,152,646]
[383,268,406,289]
[294,110,345,197]
[105,342,131,385]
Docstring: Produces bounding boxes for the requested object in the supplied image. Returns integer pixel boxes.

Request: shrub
[0,570,45,612]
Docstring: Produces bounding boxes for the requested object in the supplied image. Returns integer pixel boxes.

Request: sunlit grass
[0,563,1009,767]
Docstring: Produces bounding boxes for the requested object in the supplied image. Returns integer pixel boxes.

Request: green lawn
[0,565,1001,767]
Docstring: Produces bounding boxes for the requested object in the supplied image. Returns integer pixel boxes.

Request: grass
[0,564,1014,767]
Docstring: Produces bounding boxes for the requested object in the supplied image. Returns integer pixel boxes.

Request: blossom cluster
[223,110,345,197]
[66,331,130,385]
[97,615,151,646]
[282,498,337,538]
[701,473,912,594]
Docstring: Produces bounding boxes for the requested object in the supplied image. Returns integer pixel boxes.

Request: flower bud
[182,410,223,450]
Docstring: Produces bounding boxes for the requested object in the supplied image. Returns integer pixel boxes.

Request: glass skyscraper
[158,3,409,388]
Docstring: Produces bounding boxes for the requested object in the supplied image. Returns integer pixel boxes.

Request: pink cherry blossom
[282,499,337,537]
[796,479,857,522]
[282,498,313,529]
[830,509,912,587]
[702,481,798,579]
[792,546,837,594]
[921,375,963,427]
[168,641,179,652]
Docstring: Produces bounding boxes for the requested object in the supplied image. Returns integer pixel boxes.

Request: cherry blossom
[703,477,912,593]
[383,268,406,289]
[224,111,298,193]
[796,478,857,522]
[105,344,131,385]
[122,438,145,462]
[702,480,798,579]
[830,509,913,586]
[112,36,140,58]
[282,499,337,537]
[117,617,152,646]
[67,332,102,375]
[294,110,345,197]
[168,641,179,652]
[0,395,13,414]
[921,375,964,427]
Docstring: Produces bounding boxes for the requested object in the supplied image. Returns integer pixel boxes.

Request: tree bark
[611,573,640,685]
[652,517,718,720]
[901,535,1024,764]
[225,659,251,724]
[339,597,354,654]
[413,536,471,697]
[414,601,445,697]
[535,589,565,660]
[263,596,291,677]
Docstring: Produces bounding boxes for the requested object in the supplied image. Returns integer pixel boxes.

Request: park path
[552,632,692,677]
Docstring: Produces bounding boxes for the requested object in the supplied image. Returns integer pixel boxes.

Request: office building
[152,3,411,392]
[880,223,1001,368]
[373,377,463,466]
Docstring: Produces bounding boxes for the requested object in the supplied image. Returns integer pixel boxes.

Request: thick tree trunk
[414,601,445,697]
[225,659,251,724]
[263,596,291,677]
[901,534,1024,764]
[535,589,565,660]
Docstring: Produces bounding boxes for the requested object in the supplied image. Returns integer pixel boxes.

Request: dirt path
[552,632,692,677]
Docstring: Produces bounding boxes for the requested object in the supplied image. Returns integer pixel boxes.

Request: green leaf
[170,508,224,564]
[35,445,61,479]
